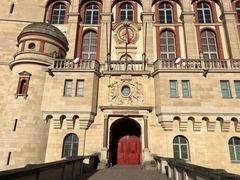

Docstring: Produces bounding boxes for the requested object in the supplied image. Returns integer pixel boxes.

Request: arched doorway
[109,118,141,165]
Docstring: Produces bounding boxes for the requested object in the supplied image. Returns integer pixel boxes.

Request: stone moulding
[42,112,96,129]
[157,114,240,132]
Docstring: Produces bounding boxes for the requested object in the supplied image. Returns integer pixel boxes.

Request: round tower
[1,23,68,169]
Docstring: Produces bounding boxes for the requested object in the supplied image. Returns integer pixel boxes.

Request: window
[85,4,99,24]
[7,152,11,165]
[159,3,173,24]
[229,137,240,161]
[19,80,27,95]
[182,80,191,97]
[120,54,132,61]
[173,136,189,160]
[197,2,212,23]
[234,81,240,97]
[160,30,176,60]
[9,3,15,14]
[236,2,240,22]
[170,80,178,97]
[13,119,18,131]
[62,134,79,157]
[76,80,84,96]
[51,3,66,24]
[120,3,133,21]
[201,30,218,59]
[82,31,97,60]
[220,80,231,97]
[64,80,72,96]
[16,71,31,97]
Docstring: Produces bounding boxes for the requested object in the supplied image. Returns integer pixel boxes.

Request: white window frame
[51,3,66,24]
[197,2,213,23]
[160,30,176,60]
[159,3,173,24]
[85,4,99,24]
[120,3,133,21]
[201,30,218,59]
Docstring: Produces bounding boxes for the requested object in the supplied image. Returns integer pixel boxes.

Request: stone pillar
[98,114,109,169]
[66,1,79,58]
[143,116,149,149]
[222,0,240,59]
[99,1,112,65]
[141,12,154,64]
[103,115,109,148]
[142,116,154,170]
[181,11,199,59]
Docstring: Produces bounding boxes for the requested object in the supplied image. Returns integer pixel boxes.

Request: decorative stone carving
[108,80,144,105]
[113,23,141,45]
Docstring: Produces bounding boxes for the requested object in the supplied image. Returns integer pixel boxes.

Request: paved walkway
[82,165,168,180]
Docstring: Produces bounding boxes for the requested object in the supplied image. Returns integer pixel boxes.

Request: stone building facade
[0,0,240,174]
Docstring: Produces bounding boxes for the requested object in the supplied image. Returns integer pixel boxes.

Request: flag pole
[125,22,128,71]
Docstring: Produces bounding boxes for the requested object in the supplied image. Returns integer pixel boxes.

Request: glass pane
[173,145,180,158]
[180,136,187,144]
[229,146,235,160]
[235,137,240,145]
[173,137,179,143]
[236,146,240,160]
[181,151,188,160]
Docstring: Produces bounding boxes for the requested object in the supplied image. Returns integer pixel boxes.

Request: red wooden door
[117,135,140,164]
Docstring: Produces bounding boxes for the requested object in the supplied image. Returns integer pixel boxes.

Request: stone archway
[109,118,141,165]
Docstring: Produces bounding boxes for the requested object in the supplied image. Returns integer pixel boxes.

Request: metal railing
[154,59,240,70]
[53,59,100,71]
[154,156,240,180]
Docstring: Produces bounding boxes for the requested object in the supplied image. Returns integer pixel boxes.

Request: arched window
[19,79,27,95]
[229,137,240,161]
[197,2,212,23]
[160,30,176,60]
[120,54,132,61]
[236,2,240,22]
[16,71,31,98]
[201,30,218,59]
[173,136,189,160]
[82,31,97,60]
[159,3,173,24]
[62,133,79,157]
[85,4,99,24]
[51,3,66,24]
[120,3,133,21]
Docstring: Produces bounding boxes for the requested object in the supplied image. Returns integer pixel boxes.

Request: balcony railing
[154,156,240,180]
[154,59,240,70]
[109,60,145,71]
[52,59,100,71]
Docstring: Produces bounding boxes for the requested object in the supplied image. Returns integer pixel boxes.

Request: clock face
[121,85,131,97]
[119,26,134,42]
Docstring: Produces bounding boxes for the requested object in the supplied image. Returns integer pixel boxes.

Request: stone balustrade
[0,155,99,180]
[109,60,145,71]
[52,59,100,71]
[51,59,240,72]
[154,59,240,70]
[154,156,240,180]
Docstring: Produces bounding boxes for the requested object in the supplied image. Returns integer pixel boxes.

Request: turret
[0,23,68,169]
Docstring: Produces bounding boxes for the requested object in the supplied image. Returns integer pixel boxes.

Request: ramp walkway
[82,165,169,180]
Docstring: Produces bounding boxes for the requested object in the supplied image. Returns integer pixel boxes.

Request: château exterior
[0,0,240,174]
